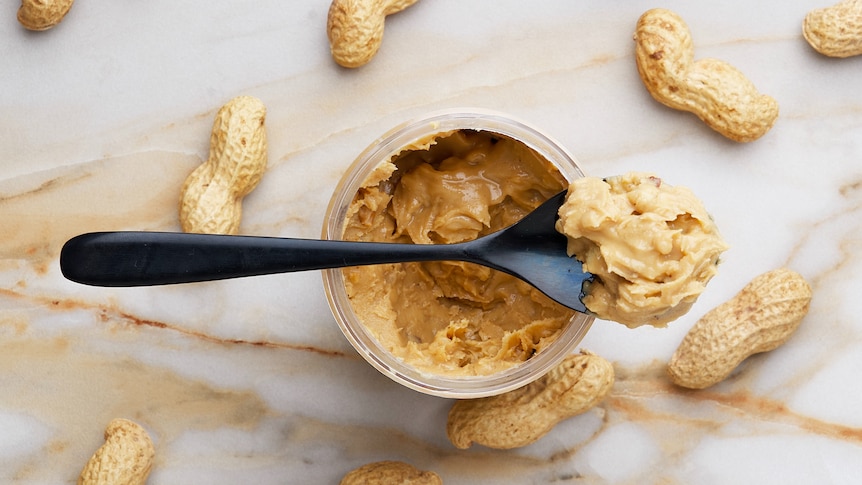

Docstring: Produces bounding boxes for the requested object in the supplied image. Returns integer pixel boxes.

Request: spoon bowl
[60,190,592,312]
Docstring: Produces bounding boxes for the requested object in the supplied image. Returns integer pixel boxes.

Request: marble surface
[2,0,861,483]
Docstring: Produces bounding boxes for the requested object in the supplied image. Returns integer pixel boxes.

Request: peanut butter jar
[322,109,594,398]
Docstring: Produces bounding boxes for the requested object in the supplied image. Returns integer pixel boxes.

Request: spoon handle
[60,231,470,287]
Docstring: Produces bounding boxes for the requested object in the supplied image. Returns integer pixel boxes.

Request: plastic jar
[322,109,594,398]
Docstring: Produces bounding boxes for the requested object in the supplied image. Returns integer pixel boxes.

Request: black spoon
[60,190,593,312]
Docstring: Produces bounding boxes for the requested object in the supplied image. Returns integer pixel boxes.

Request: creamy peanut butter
[556,172,728,328]
[342,130,575,377]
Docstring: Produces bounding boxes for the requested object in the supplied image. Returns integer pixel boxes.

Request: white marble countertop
[2,0,861,483]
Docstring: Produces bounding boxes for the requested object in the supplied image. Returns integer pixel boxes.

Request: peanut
[668,268,812,389]
[633,8,779,143]
[803,0,862,58]
[446,350,614,450]
[340,461,442,485]
[17,0,74,31]
[77,418,155,485]
[179,96,267,235]
[327,0,419,68]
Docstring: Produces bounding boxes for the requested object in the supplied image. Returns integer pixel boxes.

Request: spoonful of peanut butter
[62,169,727,327]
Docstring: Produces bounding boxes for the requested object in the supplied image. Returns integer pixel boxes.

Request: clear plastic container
[321,109,594,398]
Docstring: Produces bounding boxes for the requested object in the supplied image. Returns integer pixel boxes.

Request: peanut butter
[342,129,574,377]
[556,172,728,328]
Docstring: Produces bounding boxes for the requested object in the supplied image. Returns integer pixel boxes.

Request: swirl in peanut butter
[342,130,573,377]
